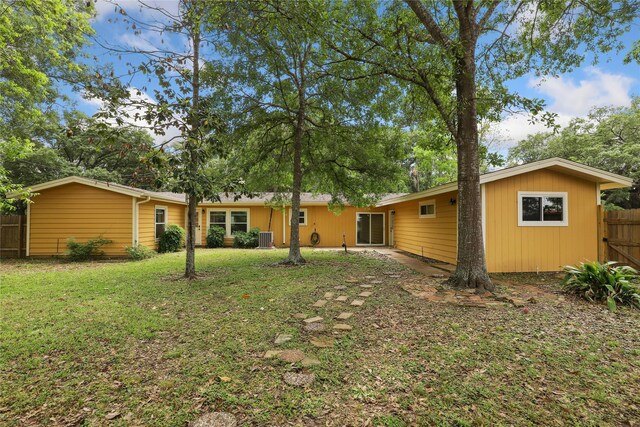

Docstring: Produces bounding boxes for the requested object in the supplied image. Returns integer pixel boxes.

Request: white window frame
[154,205,168,240]
[355,212,386,246]
[518,191,568,227]
[419,200,436,218]
[206,208,251,237]
[289,208,308,226]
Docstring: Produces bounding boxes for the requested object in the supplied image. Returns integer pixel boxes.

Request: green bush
[158,224,186,253]
[562,261,640,312]
[206,226,226,248]
[125,244,157,261]
[66,236,113,261]
[233,227,260,248]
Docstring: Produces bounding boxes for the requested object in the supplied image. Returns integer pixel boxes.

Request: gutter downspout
[282,204,286,246]
[134,196,152,245]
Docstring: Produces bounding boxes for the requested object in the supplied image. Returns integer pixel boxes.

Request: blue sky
[78,1,640,154]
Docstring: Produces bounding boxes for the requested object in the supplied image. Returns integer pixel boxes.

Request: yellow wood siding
[484,169,598,272]
[28,183,133,256]
[200,205,387,247]
[390,191,458,264]
[137,201,186,249]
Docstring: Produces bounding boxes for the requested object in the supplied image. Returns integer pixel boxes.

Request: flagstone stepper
[333,323,353,331]
[312,300,327,308]
[335,296,348,302]
[310,336,334,348]
[358,291,373,297]
[360,284,373,288]
[350,299,365,306]
[324,292,335,299]
[336,312,353,320]
[334,285,347,290]
[303,316,323,324]
[274,334,293,345]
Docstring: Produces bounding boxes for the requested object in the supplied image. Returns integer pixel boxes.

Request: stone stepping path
[310,336,334,348]
[303,322,325,332]
[336,312,353,320]
[284,372,315,386]
[265,274,385,387]
[192,412,237,427]
[278,350,306,363]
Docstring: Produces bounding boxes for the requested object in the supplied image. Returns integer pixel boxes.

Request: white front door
[194,210,202,245]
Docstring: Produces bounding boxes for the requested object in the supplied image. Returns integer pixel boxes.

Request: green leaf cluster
[562,261,640,311]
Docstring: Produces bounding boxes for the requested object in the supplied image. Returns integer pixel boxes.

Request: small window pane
[420,205,427,215]
[231,211,247,224]
[522,197,541,221]
[156,223,166,237]
[299,210,306,224]
[156,209,165,223]
[543,197,564,221]
[210,211,226,224]
[231,223,248,234]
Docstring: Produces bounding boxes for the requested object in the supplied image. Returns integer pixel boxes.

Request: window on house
[155,207,168,239]
[419,200,436,218]
[230,211,248,234]
[289,208,308,226]
[518,192,568,226]
[209,211,226,232]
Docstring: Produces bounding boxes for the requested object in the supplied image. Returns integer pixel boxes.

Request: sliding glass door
[356,213,385,245]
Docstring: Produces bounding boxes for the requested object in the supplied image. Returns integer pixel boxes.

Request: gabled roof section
[19,176,187,205]
[376,157,634,207]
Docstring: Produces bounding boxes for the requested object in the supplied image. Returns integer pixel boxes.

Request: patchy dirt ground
[1,249,639,426]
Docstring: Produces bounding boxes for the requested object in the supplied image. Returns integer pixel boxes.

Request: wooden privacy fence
[600,208,640,269]
[0,215,27,258]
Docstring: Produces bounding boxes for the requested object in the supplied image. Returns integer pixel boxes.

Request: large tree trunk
[448,15,494,291]
[286,108,306,265]
[185,194,197,278]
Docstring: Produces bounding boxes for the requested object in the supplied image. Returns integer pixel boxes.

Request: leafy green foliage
[66,236,113,261]
[233,227,260,249]
[125,244,157,261]
[158,225,186,253]
[0,0,94,210]
[508,99,640,208]
[206,226,226,248]
[562,261,640,311]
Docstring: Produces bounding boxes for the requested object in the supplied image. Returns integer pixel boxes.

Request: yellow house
[15,158,632,272]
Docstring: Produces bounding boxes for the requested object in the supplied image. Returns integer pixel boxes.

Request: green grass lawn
[1,249,639,426]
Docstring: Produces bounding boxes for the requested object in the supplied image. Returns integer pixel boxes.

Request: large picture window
[207,209,250,237]
[155,206,168,239]
[518,192,568,226]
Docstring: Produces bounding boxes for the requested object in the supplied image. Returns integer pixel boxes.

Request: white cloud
[80,88,182,146]
[530,67,634,116]
[491,67,635,150]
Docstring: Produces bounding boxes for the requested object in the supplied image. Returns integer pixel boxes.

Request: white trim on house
[134,196,151,245]
[131,197,136,246]
[376,158,633,207]
[289,208,308,226]
[205,208,251,238]
[355,212,386,246]
[418,199,436,218]
[517,191,568,227]
[25,202,31,257]
[154,205,169,240]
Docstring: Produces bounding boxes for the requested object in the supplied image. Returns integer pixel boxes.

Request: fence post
[597,205,608,262]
